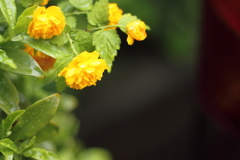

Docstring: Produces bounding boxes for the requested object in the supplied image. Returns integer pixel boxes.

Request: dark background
[74,0,240,159]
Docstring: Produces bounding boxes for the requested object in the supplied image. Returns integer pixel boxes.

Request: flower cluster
[27,6,66,39]
[25,1,148,90]
[24,45,56,71]
[58,51,108,90]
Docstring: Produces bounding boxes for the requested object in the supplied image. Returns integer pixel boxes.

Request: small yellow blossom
[40,0,50,6]
[24,44,56,71]
[126,20,147,45]
[58,51,108,90]
[107,3,123,29]
[27,6,66,39]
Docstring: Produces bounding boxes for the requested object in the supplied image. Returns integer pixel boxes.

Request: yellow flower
[107,3,123,29]
[24,44,56,71]
[58,51,108,90]
[40,0,50,6]
[27,6,66,39]
[126,20,147,45]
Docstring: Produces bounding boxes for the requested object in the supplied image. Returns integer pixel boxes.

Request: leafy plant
[0,0,149,159]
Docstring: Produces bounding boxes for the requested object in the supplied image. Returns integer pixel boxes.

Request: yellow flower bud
[126,20,147,45]
[58,51,108,90]
[106,3,123,30]
[27,6,66,39]
[40,0,50,6]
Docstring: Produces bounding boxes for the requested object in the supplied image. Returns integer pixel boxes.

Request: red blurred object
[199,0,240,137]
[210,0,240,36]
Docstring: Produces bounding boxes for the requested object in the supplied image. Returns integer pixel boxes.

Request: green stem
[3,28,14,43]
[89,25,124,31]
[65,11,88,16]
[67,33,78,56]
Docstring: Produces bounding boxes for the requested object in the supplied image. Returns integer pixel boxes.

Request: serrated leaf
[51,32,69,46]
[69,0,93,11]
[65,16,77,29]
[55,76,67,93]
[58,1,74,13]
[74,30,95,52]
[10,93,60,141]
[19,0,42,8]
[0,48,44,78]
[0,0,16,29]
[0,49,16,68]
[0,71,19,115]
[92,29,120,71]
[35,121,59,142]
[23,148,59,160]
[118,13,138,33]
[87,0,109,26]
[14,5,35,35]
[0,110,25,139]
[53,53,73,74]
[21,36,64,58]
[0,139,18,154]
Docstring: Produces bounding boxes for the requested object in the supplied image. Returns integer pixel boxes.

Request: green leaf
[0,48,44,78]
[10,93,61,141]
[14,5,35,35]
[2,154,13,160]
[23,148,59,160]
[0,110,25,139]
[0,8,6,23]
[0,139,18,154]
[0,0,16,29]
[18,136,35,153]
[53,53,73,74]
[0,71,19,115]
[65,16,77,29]
[58,1,74,13]
[51,32,69,46]
[21,36,64,58]
[19,0,42,8]
[92,29,120,71]
[0,146,13,157]
[55,76,67,93]
[69,0,93,11]
[4,111,25,132]
[87,0,109,26]
[73,30,95,52]
[0,49,16,68]
[35,121,59,142]
[118,13,138,33]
